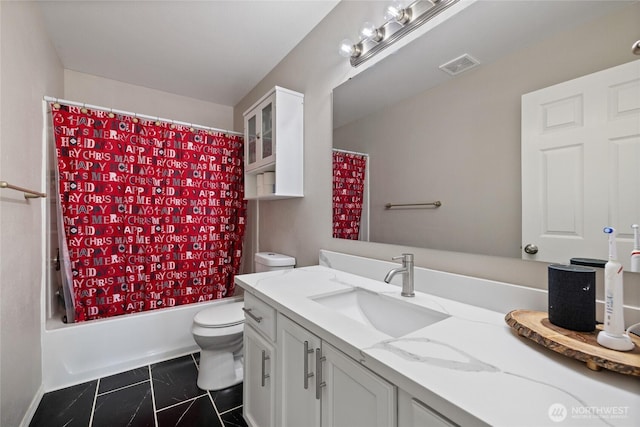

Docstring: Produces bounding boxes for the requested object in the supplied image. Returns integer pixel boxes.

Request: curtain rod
[332,148,369,157]
[43,96,243,137]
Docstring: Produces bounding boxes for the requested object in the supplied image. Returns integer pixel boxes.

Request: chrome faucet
[383,253,414,297]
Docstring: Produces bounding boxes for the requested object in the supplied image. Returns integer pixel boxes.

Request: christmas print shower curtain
[51,103,246,322]
[332,150,367,240]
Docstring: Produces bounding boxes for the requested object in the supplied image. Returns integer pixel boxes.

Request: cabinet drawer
[243,293,277,341]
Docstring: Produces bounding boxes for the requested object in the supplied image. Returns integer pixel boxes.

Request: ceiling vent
[439,54,480,76]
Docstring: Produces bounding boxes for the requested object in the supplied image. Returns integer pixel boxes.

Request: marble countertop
[235,265,639,426]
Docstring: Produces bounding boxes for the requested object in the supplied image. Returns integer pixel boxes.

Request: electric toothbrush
[631,224,640,273]
[597,227,634,351]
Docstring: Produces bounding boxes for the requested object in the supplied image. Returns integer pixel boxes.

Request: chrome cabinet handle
[242,307,263,323]
[261,350,270,387]
[315,348,326,400]
[303,341,314,389]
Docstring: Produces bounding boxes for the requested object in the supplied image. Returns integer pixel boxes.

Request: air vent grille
[439,54,480,76]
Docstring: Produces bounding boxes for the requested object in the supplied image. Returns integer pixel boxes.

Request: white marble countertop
[235,265,639,427]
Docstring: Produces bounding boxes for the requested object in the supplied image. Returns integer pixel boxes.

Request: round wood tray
[505,310,640,376]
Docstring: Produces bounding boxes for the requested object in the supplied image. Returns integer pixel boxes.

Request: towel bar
[0,181,46,199]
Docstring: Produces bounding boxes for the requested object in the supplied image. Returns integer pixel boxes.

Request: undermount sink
[311,288,449,338]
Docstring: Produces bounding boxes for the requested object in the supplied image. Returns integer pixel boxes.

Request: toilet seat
[193,301,244,328]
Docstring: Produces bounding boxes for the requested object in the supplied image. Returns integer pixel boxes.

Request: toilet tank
[255,252,296,273]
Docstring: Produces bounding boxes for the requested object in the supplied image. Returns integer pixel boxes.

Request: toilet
[192,252,295,390]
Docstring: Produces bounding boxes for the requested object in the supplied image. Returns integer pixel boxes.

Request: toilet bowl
[192,301,245,390]
[192,252,296,390]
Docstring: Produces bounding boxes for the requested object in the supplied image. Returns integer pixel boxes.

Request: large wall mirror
[332,0,640,269]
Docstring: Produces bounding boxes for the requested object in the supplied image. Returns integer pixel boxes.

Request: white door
[276,314,321,427]
[320,342,396,427]
[243,325,275,427]
[522,59,640,269]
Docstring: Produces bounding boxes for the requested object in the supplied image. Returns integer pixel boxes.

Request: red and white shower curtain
[332,150,367,240]
[51,103,246,322]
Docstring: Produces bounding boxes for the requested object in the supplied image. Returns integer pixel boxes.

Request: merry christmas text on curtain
[332,149,367,240]
[51,101,246,322]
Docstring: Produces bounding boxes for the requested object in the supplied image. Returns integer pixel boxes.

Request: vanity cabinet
[397,390,457,427]
[243,293,277,427]
[243,86,304,200]
[244,325,276,427]
[276,313,396,427]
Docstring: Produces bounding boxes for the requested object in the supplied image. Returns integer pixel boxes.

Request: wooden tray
[505,310,640,376]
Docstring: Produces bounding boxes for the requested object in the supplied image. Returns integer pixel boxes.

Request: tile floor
[29,353,247,427]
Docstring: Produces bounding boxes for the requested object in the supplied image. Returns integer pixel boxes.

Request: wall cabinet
[276,313,396,427]
[243,86,304,200]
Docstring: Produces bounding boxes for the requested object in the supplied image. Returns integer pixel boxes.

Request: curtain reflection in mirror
[333,149,368,240]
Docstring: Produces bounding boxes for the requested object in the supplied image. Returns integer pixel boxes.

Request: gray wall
[0,2,64,426]
[235,1,640,301]
[333,4,640,258]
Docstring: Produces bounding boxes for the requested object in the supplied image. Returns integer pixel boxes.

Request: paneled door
[522,59,640,269]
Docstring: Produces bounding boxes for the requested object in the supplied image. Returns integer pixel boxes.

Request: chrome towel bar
[385,201,441,209]
[0,181,46,199]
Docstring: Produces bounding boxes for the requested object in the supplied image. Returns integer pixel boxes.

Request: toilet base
[197,349,243,391]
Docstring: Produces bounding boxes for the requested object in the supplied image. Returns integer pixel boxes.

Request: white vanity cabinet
[244,326,276,427]
[397,390,457,427]
[276,313,396,427]
[243,293,277,427]
[243,86,304,200]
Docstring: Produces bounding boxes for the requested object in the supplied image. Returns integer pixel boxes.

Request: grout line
[96,379,150,396]
[148,365,159,427]
[191,352,199,370]
[88,378,100,427]
[155,393,208,413]
[207,390,226,426]
[218,403,244,416]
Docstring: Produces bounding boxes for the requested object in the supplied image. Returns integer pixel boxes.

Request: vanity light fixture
[339,0,459,67]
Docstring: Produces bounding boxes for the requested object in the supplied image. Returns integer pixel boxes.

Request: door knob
[524,244,539,255]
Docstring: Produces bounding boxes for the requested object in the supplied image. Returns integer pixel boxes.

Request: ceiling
[37,0,340,107]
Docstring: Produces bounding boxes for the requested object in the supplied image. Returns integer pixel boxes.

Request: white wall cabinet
[276,313,396,427]
[243,86,304,200]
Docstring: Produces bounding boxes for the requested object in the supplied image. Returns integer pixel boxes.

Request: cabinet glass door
[261,102,273,161]
[247,115,257,167]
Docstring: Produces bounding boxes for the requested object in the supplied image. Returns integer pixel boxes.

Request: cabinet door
[245,112,258,171]
[260,97,275,165]
[320,342,396,427]
[243,325,275,427]
[277,314,321,427]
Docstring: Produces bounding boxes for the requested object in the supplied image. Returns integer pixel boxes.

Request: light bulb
[338,38,356,58]
[383,1,402,20]
[359,21,384,42]
[360,22,376,40]
[383,1,411,24]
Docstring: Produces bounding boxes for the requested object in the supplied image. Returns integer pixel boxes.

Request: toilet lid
[193,302,245,328]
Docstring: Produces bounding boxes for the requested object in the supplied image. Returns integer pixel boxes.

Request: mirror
[332,0,640,267]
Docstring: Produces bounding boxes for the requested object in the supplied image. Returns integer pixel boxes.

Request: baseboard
[19,383,44,427]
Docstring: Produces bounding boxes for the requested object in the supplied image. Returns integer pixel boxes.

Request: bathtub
[42,296,242,391]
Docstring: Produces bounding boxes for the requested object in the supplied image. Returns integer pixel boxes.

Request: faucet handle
[392,253,413,263]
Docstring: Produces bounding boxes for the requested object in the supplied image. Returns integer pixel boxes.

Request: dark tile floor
[30,353,247,427]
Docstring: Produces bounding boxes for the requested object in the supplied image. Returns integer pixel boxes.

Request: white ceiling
[37,0,340,107]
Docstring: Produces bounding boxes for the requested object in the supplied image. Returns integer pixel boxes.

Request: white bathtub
[42,296,242,391]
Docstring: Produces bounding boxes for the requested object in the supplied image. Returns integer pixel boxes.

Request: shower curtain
[332,150,367,240]
[51,103,246,322]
